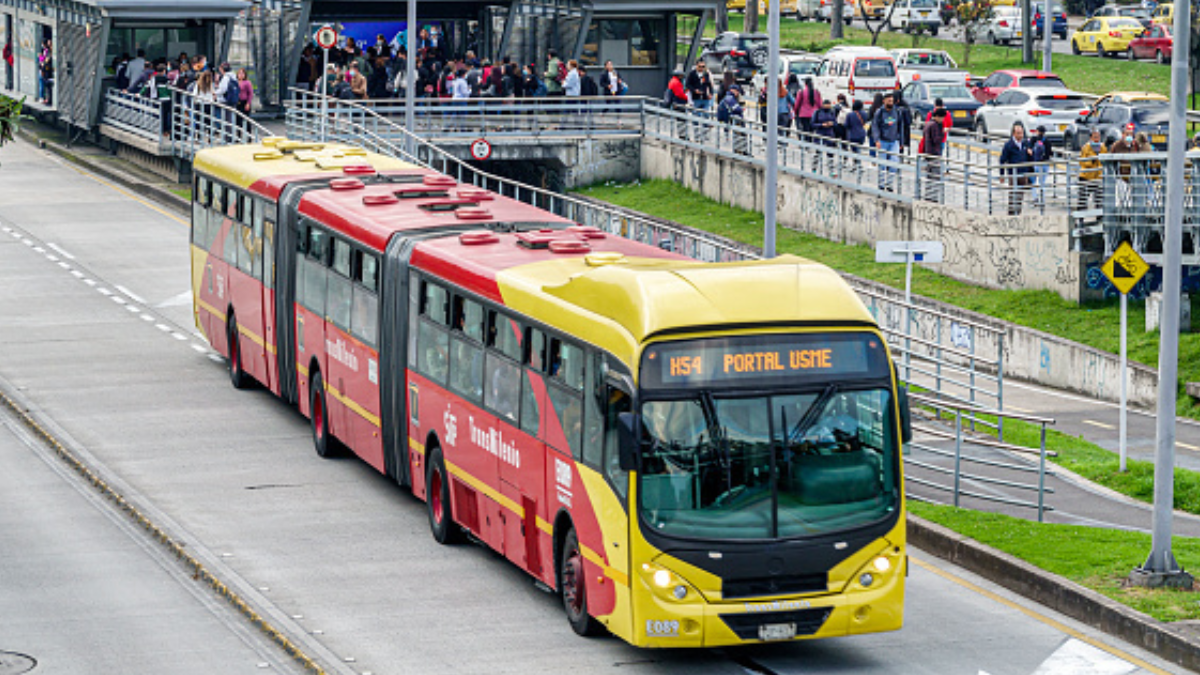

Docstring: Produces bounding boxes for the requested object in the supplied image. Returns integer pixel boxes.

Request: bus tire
[309,370,339,458]
[426,446,464,545]
[227,315,250,390]
[560,528,605,637]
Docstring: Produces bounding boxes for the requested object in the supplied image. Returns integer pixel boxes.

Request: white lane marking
[1030,638,1138,675]
[208,354,224,363]
[125,305,142,314]
[1082,420,1115,430]
[157,290,193,308]
[1006,405,1034,413]
[140,314,155,322]
[70,270,83,278]
[56,261,70,270]
[32,246,45,253]
[97,287,112,296]
[83,278,96,286]
[47,243,75,259]
[155,324,171,332]
[1004,378,1200,429]
[45,254,58,262]
[1179,442,1200,452]
[115,285,146,304]
[22,238,33,246]
[190,344,209,354]
[110,295,126,305]
[1,225,10,232]
[171,332,188,341]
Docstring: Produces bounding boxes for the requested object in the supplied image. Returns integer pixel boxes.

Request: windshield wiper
[789,383,840,443]
[699,390,733,493]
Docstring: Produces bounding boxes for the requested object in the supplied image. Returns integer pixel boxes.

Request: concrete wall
[441,136,641,189]
[641,138,1089,303]
[575,195,1160,409]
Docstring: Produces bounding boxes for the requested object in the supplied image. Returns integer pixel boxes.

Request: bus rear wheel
[426,447,464,544]
[227,316,250,390]
[309,371,339,458]
[560,528,605,637]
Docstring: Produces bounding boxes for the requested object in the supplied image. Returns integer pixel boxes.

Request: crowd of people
[296,34,629,103]
[112,49,255,119]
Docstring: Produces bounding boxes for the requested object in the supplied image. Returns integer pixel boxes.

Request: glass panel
[302,258,326,316]
[485,353,521,422]
[551,340,584,390]
[417,320,449,383]
[263,219,275,290]
[638,388,898,541]
[488,312,522,361]
[351,287,378,347]
[521,370,542,436]
[134,28,166,62]
[223,219,239,268]
[358,251,379,292]
[630,19,662,66]
[603,386,632,500]
[328,274,353,331]
[332,239,352,278]
[449,336,484,403]
[582,353,604,468]
[236,223,254,276]
[422,282,449,326]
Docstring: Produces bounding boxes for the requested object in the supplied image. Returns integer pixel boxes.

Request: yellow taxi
[727,0,746,10]
[1070,16,1145,57]
[758,0,800,12]
[1152,2,1173,25]
[1093,91,1169,107]
[990,0,1017,6]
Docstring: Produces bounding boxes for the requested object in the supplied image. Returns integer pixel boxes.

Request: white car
[973,87,1091,145]
[887,0,943,34]
[819,0,856,23]
[983,6,1023,46]
[891,48,962,86]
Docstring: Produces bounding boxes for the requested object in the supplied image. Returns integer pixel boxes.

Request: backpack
[222,74,240,106]
[557,60,567,84]
[716,98,732,123]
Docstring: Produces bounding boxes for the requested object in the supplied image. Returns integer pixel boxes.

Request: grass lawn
[573,179,1200,419]
[169,187,193,202]
[688,14,1172,99]
[911,502,1200,622]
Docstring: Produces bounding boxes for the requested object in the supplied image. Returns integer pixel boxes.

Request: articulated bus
[190,139,911,647]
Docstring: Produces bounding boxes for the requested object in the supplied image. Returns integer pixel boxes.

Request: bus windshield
[637,334,900,541]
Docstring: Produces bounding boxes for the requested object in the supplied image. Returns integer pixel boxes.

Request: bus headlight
[859,572,875,588]
[641,563,695,602]
[653,569,672,588]
[873,556,892,573]
[673,585,688,599]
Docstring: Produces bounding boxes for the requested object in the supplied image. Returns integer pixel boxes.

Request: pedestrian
[925,97,952,154]
[36,40,52,105]
[1078,128,1106,211]
[236,67,254,116]
[1110,122,1138,181]
[368,54,390,98]
[298,46,318,91]
[833,93,849,140]
[921,104,946,202]
[845,99,868,177]
[600,60,623,98]
[812,98,838,173]
[717,71,736,104]
[999,122,1034,216]
[665,67,688,138]
[188,70,215,142]
[793,77,821,134]
[1029,125,1049,207]
[349,63,368,99]
[564,60,581,96]
[579,64,599,97]
[523,63,544,97]
[870,92,903,192]
[786,73,801,100]
[717,83,747,155]
[685,60,713,113]
[1135,130,1159,203]
[894,88,913,155]
[545,49,565,96]
[126,48,147,91]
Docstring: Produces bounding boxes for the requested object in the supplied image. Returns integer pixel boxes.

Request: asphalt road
[0,137,1183,674]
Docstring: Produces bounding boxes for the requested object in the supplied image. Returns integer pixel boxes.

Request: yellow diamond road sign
[1101,242,1149,295]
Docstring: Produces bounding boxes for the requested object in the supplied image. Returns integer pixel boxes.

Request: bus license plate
[758,623,797,641]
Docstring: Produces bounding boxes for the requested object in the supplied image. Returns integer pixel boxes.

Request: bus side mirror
[617,412,641,471]
[898,387,913,444]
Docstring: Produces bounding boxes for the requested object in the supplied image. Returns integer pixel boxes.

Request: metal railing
[284,88,1007,419]
[905,392,1055,521]
[1099,151,1200,265]
[101,89,168,141]
[345,95,645,140]
[169,89,274,160]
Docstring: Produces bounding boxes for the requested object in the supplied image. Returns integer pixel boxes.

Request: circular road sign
[315,26,338,50]
[470,138,492,161]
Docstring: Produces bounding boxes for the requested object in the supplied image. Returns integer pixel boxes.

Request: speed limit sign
[315,25,338,50]
[470,138,492,161]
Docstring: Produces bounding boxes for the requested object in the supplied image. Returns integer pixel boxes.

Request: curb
[910,515,1200,672]
[16,126,190,216]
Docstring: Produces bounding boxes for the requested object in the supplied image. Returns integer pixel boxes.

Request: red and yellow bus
[190,139,911,647]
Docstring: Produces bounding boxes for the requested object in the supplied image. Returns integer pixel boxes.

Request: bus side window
[603,385,632,499]
[487,312,521,361]
[520,369,541,436]
[223,214,240,269]
[420,280,449,326]
[551,340,584,390]
[581,352,604,468]
[525,328,546,371]
[327,239,353,332]
[350,250,379,347]
[192,176,211,249]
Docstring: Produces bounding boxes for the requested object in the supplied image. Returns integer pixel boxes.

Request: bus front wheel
[227,315,250,390]
[426,447,464,545]
[560,528,605,637]
[309,371,338,458]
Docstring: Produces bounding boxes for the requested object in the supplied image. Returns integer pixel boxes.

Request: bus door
[210,184,238,357]
[295,221,331,426]
[258,203,279,394]
[230,194,271,389]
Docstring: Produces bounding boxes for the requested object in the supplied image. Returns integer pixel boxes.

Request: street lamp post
[1130,0,1194,590]
[764,0,781,258]
[405,0,417,156]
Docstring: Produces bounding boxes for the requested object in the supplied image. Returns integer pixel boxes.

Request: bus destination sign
[643,334,885,389]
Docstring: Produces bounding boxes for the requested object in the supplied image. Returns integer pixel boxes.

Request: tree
[716,1,730,34]
[952,0,995,68]
[0,94,23,149]
[857,0,903,46]
[832,0,846,39]
[746,0,761,33]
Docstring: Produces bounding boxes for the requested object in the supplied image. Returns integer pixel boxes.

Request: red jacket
[667,76,687,104]
[918,109,952,153]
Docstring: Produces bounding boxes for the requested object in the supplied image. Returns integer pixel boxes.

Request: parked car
[974,87,1091,145]
[971,69,1065,103]
[1090,4,1153,29]
[797,0,823,19]
[983,6,1023,46]
[814,46,900,103]
[856,0,893,20]
[819,0,856,23]
[1032,2,1068,39]
[891,48,963,86]
[701,32,770,82]
[1126,24,1173,62]
[1071,16,1145,57]
[755,0,801,14]
[902,76,983,131]
[887,0,943,33]
[751,52,823,93]
[1151,2,1172,25]
[1065,98,1170,150]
